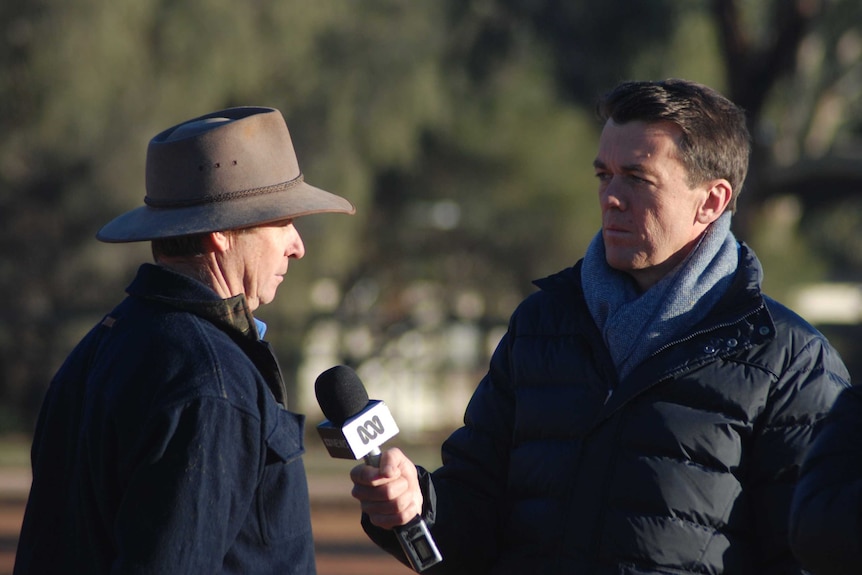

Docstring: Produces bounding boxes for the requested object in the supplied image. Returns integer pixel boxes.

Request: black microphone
[315,365,443,573]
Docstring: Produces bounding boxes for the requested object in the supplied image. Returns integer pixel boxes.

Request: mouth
[602,224,634,247]
[603,225,629,235]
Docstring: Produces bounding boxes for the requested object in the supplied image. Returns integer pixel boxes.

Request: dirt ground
[0,467,416,575]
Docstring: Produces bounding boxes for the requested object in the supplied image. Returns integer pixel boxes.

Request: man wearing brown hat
[14,107,354,574]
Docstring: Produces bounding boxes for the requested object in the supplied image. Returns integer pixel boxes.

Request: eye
[594,171,612,182]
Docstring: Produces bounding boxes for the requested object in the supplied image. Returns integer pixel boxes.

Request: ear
[207,231,232,254]
[696,179,733,225]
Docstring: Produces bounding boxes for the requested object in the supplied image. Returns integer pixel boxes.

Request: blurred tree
[707,0,862,308]
[447,0,680,106]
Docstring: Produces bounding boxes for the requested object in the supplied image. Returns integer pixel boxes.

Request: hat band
[145,173,305,208]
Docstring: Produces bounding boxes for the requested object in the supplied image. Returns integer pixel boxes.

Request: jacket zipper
[648,303,766,359]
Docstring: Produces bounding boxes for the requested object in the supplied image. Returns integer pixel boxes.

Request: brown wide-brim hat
[97,106,355,243]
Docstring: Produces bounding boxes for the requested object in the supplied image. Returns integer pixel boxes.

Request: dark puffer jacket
[364,244,849,574]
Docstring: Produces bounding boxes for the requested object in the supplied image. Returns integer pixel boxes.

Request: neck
[156,255,232,299]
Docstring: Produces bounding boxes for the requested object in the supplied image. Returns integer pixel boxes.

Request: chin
[258,293,277,307]
[604,253,632,272]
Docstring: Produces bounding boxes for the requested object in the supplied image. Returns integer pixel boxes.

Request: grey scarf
[582,212,738,380]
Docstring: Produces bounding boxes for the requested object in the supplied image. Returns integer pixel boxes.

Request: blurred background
[1,0,861,450]
[1,1,861,572]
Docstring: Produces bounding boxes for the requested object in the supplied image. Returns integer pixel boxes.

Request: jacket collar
[126,263,261,340]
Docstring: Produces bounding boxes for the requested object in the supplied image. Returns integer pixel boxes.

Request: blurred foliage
[1,0,860,428]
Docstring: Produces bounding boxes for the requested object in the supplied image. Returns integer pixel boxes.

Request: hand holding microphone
[314,365,443,572]
[350,447,422,527]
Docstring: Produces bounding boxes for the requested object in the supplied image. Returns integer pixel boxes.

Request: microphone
[314,365,443,573]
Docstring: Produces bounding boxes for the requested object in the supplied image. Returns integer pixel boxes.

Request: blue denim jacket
[15,264,315,574]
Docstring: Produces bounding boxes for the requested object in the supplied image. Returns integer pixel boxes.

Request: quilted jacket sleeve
[362,330,517,574]
[790,385,862,574]
[749,319,850,574]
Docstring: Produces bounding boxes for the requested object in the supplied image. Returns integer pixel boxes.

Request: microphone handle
[363,448,381,467]
[363,448,442,572]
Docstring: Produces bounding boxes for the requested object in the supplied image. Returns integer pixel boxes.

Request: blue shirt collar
[254,318,267,339]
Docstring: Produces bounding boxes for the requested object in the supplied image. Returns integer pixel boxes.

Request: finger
[349,462,397,487]
[377,447,409,477]
[361,497,421,529]
[351,473,409,502]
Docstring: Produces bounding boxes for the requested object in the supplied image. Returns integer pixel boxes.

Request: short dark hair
[151,234,209,260]
[596,79,750,211]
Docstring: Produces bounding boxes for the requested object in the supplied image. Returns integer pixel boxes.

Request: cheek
[643,200,682,235]
[649,217,692,259]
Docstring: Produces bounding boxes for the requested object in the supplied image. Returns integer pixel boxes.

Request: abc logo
[357,415,385,444]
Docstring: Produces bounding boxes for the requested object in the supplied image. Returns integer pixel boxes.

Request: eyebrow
[593,158,655,177]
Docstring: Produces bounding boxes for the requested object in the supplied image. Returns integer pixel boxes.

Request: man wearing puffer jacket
[350,79,851,574]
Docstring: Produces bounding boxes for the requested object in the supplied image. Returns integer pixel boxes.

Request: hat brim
[96,181,355,243]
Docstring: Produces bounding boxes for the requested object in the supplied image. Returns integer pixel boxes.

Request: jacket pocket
[258,408,312,544]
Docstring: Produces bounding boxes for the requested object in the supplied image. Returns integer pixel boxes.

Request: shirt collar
[254,318,268,339]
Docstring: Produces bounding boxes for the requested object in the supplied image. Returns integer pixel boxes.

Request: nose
[287,226,306,259]
[599,177,625,211]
